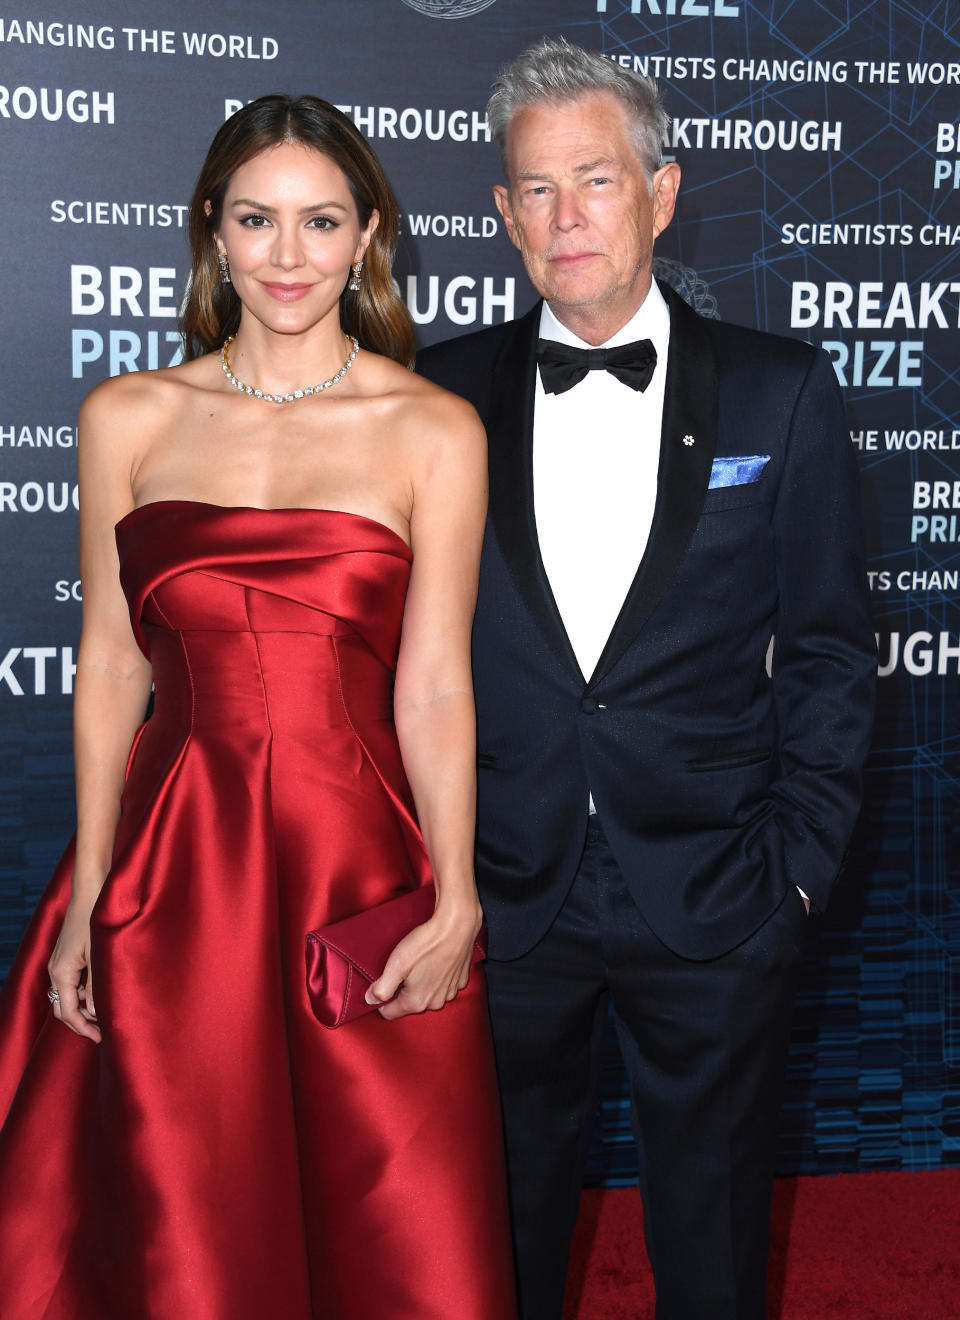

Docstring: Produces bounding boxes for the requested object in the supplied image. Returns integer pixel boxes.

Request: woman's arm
[367,388,488,1020]
[48,381,154,1043]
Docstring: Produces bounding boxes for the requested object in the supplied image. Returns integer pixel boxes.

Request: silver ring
[47,987,60,1004]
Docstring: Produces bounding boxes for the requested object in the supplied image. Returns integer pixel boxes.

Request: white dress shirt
[533,283,670,682]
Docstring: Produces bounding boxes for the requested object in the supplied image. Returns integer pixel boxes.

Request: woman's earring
[348,261,363,293]
[218,250,231,285]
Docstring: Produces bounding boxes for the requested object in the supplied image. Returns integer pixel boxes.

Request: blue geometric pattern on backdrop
[1,0,956,1185]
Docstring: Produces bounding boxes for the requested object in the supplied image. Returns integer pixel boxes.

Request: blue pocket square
[708,455,771,489]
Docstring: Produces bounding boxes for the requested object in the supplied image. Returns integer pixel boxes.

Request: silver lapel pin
[682,434,695,446]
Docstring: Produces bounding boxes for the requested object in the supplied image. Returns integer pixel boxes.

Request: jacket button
[580,696,599,714]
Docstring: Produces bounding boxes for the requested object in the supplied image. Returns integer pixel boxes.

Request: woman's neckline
[115,499,411,552]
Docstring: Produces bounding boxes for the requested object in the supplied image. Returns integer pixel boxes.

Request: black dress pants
[484,815,808,1320]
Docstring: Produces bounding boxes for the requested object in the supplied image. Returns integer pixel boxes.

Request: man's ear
[493,184,521,252]
[651,163,681,240]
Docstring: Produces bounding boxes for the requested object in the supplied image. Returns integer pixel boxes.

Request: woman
[0,96,516,1319]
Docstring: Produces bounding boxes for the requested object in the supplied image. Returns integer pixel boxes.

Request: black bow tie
[536,337,658,395]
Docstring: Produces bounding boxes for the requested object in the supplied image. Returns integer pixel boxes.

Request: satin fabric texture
[0,501,515,1320]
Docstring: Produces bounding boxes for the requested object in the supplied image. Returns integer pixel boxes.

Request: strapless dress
[0,501,515,1320]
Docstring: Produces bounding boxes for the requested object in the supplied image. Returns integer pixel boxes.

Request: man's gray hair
[487,37,669,178]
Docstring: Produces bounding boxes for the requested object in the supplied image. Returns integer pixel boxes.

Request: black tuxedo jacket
[417,283,876,961]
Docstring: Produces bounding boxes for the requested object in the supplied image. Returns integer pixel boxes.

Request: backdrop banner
[1,0,957,1181]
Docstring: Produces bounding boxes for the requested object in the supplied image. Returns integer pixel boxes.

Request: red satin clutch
[305,883,487,1028]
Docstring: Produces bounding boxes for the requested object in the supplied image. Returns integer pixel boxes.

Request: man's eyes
[522,177,613,197]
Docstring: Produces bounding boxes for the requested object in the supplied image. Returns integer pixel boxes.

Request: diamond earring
[218,250,231,285]
[348,261,363,293]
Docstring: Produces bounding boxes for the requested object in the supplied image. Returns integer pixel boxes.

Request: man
[418,38,876,1320]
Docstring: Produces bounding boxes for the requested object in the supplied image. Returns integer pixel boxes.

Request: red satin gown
[0,501,516,1320]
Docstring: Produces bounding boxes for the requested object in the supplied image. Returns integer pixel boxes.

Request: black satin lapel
[588,284,718,687]
[487,302,584,682]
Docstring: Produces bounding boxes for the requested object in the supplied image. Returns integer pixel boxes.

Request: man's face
[494,92,680,339]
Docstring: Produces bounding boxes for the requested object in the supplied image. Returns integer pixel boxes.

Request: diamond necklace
[220,334,359,404]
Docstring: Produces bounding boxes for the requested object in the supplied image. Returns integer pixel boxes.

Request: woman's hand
[366,897,483,1021]
[47,895,102,1044]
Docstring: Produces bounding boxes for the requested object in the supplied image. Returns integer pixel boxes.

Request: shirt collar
[538,281,670,357]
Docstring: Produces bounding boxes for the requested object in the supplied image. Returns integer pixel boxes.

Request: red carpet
[565,1169,960,1319]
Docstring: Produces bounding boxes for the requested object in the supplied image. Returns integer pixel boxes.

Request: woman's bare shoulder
[361,352,484,450]
[77,354,221,450]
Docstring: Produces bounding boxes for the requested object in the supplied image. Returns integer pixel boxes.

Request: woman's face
[215,140,377,336]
